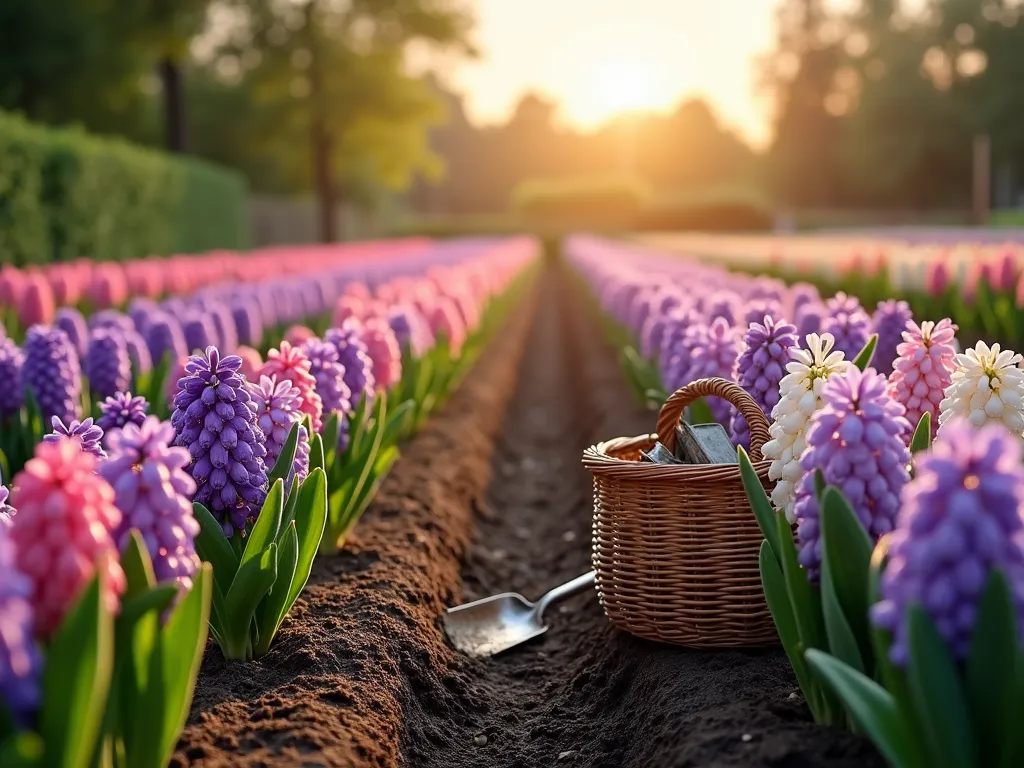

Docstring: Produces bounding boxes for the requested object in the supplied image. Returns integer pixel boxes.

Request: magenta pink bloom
[924,257,950,298]
[235,345,263,380]
[89,265,128,309]
[429,297,467,357]
[333,295,365,326]
[888,319,958,439]
[259,341,324,432]
[284,325,316,347]
[10,438,126,639]
[18,275,55,328]
[361,318,402,391]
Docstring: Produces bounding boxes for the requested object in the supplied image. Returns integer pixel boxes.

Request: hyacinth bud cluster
[44,416,106,458]
[248,375,310,474]
[791,367,911,580]
[939,341,1024,435]
[325,323,376,405]
[888,319,957,439]
[123,329,152,375]
[96,391,150,436]
[84,327,132,399]
[762,333,850,520]
[259,341,324,433]
[172,347,269,537]
[232,300,263,348]
[821,292,871,361]
[0,525,41,724]
[871,299,913,376]
[10,438,126,639]
[302,338,352,416]
[101,417,200,591]
[55,307,88,356]
[144,313,188,364]
[21,325,82,425]
[730,316,798,450]
[872,420,1024,666]
[361,318,402,391]
[0,337,25,418]
[685,317,741,425]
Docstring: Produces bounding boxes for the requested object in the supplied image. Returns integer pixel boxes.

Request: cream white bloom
[762,333,850,521]
[938,341,1024,435]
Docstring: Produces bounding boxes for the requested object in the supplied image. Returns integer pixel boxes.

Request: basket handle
[654,378,771,462]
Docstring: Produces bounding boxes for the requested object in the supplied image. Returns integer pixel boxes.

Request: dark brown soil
[174,264,883,768]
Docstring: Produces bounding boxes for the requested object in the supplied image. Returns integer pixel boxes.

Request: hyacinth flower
[248,374,308,471]
[54,307,88,356]
[85,327,132,399]
[234,345,263,380]
[938,340,1024,435]
[762,332,850,521]
[361,318,402,392]
[428,298,467,357]
[123,329,153,376]
[791,367,911,580]
[387,305,432,358]
[101,417,200,592]
[684,317,741,425]
[182,311,217,354]
[742,299,783,329]
[0,480,13,526]
[171,346,269,537]
[21,325,82,426]
[96,391,150,436]
[18,276,55,329]
[10,438,126,639]
[231,300,263,348]
[44,415,106,458]
[0,337,25,419]
[324,323,376,406]
[730,316,798,450]
[0,524,42,724]
[259,341,324,433]
[887,319,957,440]
[302,338,353,416]
[284,325,316,347]
[870,299,912,376]
[822,292,871,360]
[144,313,188,365]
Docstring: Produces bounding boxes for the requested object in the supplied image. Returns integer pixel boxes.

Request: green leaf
[267,422,300,488]
[240,479,284,570]
[120,531,157,600]
[909,413,932,454]
[41,576,114,768]
[286,468,328,608]
[806,649,920,768]
[252,524,299,658]
[819,488,874,666]
[118,584,179,635]
[907,605,977,768]
[820,556,865,674]
[192,503,239,590]
[738,446,781,561]
[776,510,826,653]
[966,571,1018,768]
[223,544,278,660]
[852,334,878,371]
[813,470,826,500]
[0,731,44,767]
[322,410,340,468]
[309,432,325,476]
[685,398,716,425]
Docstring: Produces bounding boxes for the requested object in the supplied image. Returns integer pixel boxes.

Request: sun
[576,52,663,126]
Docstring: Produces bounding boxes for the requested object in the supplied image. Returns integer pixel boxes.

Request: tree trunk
[160,57,187,153]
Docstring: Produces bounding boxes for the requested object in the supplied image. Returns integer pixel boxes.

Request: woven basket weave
[582,377,778,648]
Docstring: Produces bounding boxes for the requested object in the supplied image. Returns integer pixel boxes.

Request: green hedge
[0,110,247,265]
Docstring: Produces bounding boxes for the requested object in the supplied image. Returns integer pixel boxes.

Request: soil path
[174,263,882,767]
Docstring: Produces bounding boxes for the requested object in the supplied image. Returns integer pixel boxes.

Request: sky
[426,0,881,149]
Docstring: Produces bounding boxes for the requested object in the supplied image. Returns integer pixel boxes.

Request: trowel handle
[535,571,596,620]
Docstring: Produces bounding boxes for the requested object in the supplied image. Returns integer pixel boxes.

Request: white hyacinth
[938,341,1024,435]
[761,333,850,521]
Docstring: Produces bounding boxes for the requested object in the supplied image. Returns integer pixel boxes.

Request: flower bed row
[0,235,539,767]
[567,234,1024,768]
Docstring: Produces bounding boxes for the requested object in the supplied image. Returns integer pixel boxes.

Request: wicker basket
[582,377,778,648]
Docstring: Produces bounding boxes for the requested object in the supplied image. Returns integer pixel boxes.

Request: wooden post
[973,134,990,226]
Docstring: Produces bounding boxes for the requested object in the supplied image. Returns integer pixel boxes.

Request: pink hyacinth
[361,318,403,391]
[888,319,958,439]
[284,325,316,347]
[235,345,263,380]
[429,297,467,357]
[89,265,128,309]
[333,295,364,326]
[924,257,950,298]
[259,341,324,432]
[18,275,55,328]
[10,439,126,639]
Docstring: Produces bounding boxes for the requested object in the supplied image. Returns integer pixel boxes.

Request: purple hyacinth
[96,391,150,436]
[44,416,106,458]
[89,309,134,334]
[292,424,310,489]
[789,283,821,319]
[84,328,131,399]
[203,303,238,354]
[171,346,269,537]
[872,419,1024,666]
[0,482,13,527]
[822,292,872,360]
[231,300,263,348]
[743,299,784,330]
[21,325,82,425]
[387,305,432,358]
[247,374,310,475]
[303,338,353,416]
[795,301,824,345]
[685,317,742,425]
[0,338,25,418]
[324,323,376,405]
[55,307,88,355]
[703,291,738,326]
[730,316,798,450]
[123,330,152,376]
[871,300,913,376]
[792,367,911,581]
[182,311,217,354]
[144,313,187,365]
[0,525,42,724]
[102,417,200,591]
[659,307,701,390]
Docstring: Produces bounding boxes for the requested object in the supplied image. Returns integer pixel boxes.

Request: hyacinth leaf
[281,476,302,530]
[685,398,716,426]
[906,605,977,768]
[267,423,300,488]
[820,555,865,675]
[813,469,826,500]
[121,530,158,599]
[346,395,372,459]
[309,432,325,476]
[965,571,1018,768]
[381,400,414,447]
[819,488,874,665]
[909,413,932,455]
[738,446,782,562]
[852,334,878,371]
[252,523,299,658]
[240,479,284,571]
[0,732,44,767]
[41,575,114,768]
[805,649,920,768]
[321,411,340,468]
[285,468,328,608]
[223,544,278,660]
[759,541,822,721]
[118,584,179,637]
[192,503,239,584]
[775,509,826,653]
